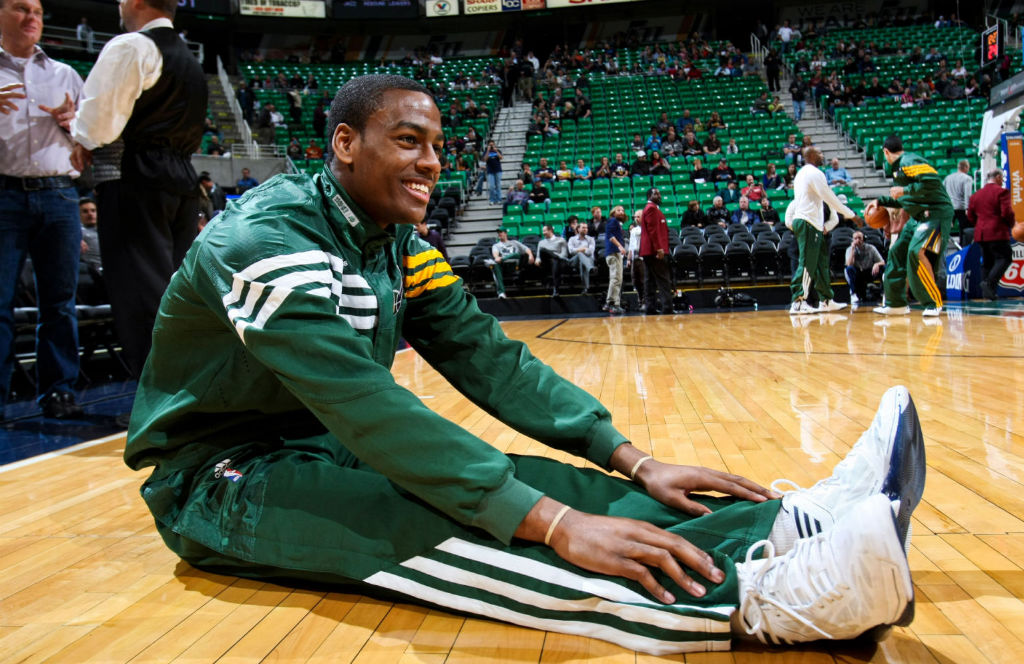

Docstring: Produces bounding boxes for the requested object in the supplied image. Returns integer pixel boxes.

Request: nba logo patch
[213,458,242,482]
[222,468,243,483]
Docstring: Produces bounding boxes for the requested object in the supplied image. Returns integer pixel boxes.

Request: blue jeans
[487,171,502,204]
[792,100,806,121]
[0,186,81,407]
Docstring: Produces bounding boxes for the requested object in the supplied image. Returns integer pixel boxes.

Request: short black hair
[883,134,903,153]
[567,215,579,224]
[543,224,554,232]
[646,187,657,199]
[326,75,434,146]
[78,197,95,206]
[199,173,213,183]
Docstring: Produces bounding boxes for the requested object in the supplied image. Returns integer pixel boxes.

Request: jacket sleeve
[191,219,546,545]
[967,192,978,226]
[999,189,1016,227]
[399,242,629,478]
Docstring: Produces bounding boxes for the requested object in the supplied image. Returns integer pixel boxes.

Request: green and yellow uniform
[124,168,778,655]
[876,152,953,309]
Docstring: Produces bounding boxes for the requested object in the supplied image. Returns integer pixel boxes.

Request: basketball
[866,204,891,229]
[1013,221,1024,243]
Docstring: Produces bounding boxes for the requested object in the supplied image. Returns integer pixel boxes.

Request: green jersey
[876,151,953,220]
[125,168,627,547]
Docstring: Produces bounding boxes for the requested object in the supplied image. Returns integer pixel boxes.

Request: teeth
[406,182,428,194]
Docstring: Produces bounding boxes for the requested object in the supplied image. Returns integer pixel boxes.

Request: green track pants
[153,441,779,655]
[790,218,834,302]
[882,215,951,309]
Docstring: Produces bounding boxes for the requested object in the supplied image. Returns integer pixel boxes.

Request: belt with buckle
[0,175,75,191]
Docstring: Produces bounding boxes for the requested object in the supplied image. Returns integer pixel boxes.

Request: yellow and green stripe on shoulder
[901,163,938,178]
[403,247,459,298]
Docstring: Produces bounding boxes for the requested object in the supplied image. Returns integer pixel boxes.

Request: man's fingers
[0,82,25,94]
[622,559,673,603]
[635,542,705,599]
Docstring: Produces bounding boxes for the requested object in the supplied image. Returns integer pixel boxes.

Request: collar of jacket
[316,166,396,255]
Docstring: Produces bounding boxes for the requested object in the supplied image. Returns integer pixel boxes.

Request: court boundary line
[534,318,1024,359]
[0,432,125,474]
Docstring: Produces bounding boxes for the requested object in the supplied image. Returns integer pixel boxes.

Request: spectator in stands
[463,128,482,155]
[286,89,302,125]
[702,132,722,157]
[661,126,683,156]
[711,158,735,185]
[650,150,671,175]
[529,181,551,213]
[206,134,227,156]
[731,196,758,228]
[680,131,703,156]
[789,74,809,121]
[535,224,569,296]
[312,102,327,139]
[782,134,801,164]
[762,163,784,190]
[784,162,799,189]
[778,19,794,54]
[567,222,596,294]
[488,227,534,299]
[845,231,885,305]
[631,151,651,177]
[645,127,662,153]
[951,59,967,80]
[758,197,780,225]
[518,163,534,185]
[414,219,448,262]
[304,74,318,90]
[708,196,730,227]
[305,139,324,160]
[593,156,612,179]
[76,17,95,53]
[944,159,974,230]
[588,206,605,237]
[764,48,781,91]
[573,158,591,180]
[742,174,765,202]
[968,170,1016,300]
[629,133,644,154]
[690,157,710,183]
[286,136,303,160]
[725,138,740,155]
[535,157,557,184]
[484,141,503,205]
[236,80,254,124]
[203,116,222,141]
[503,180,531,215]
[707,111,726,132]
[236,168,259,194]
[676,108,695,132]
[562,214,579,241]
[626,211,645,306]
[923,46,944,63]
[197,172,225,224]
[79,198,102,271]
[681,199,707,228]
[556,160,574,181]
[254,102,280,145]
[610,153,631,178]
[825,158,857,193]
[751,91,771,115]
[720,180,740,204]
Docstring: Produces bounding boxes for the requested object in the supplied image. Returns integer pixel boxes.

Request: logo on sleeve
[213,458,244,483]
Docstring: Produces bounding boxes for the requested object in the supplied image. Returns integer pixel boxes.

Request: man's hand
[71,144,93,172]
[656,248,665,260]
[889,186,905,199]
[634,461,779,516]
[39,92,75,131]
[0,82,26,114]
[551,510,724,603]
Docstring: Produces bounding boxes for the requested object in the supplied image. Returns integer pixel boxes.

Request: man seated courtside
[124,75,925,655]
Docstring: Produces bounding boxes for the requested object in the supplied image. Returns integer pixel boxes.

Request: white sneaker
[771,386,925,552]
[922,306,942,317]
[819,300,847,312]
[874,305,911,315]
[737,494,915,645]
[850,293,860,305]
[497,292,507,299]
[789,300,818,315]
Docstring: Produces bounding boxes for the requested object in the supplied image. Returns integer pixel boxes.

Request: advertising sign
[425,0,459,16]
[997,242,1024,295]
[464,0,502,13]
[239,0,326,17]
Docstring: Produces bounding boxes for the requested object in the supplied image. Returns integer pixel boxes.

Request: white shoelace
[738,539,837,643]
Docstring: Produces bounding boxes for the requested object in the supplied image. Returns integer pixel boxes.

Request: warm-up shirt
[785,164,854,231]
[124,168,628,549]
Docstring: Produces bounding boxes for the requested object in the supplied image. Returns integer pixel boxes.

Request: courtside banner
[502,0,522,9]
[426,0,460,15]
[546,0,639,6]
[523,0,545,7]
[464,0,502,12]
[1002,132,1024,221]
[239,0,326,16]
[997,242,1024,295]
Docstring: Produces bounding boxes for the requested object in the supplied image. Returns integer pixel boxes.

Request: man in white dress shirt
[70,0,207,382]
[0,0,86,419]
[786,147,860,314]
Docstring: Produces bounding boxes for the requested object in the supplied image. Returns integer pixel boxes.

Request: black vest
[121,26,208,195]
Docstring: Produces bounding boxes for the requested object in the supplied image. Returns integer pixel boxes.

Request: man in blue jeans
[0,0,84,419]
[483,140,503,205]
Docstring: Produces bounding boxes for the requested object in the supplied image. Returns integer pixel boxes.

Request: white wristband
[629,455,653,480]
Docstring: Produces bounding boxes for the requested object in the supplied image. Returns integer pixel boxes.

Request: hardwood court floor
[2,305,1024,663]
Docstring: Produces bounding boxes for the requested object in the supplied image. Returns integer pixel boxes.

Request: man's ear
[332,123,358,168]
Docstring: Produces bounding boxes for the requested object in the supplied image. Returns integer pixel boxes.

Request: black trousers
[539,249,566,290]
[642,255,673,312]
[96,180,198,376]
[953,209,971,230]
[979,240,1012,293]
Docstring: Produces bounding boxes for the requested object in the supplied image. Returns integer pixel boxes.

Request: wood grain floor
[3,307,1023,663]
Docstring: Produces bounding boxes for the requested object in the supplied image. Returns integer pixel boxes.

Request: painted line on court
[0,432,126,474]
